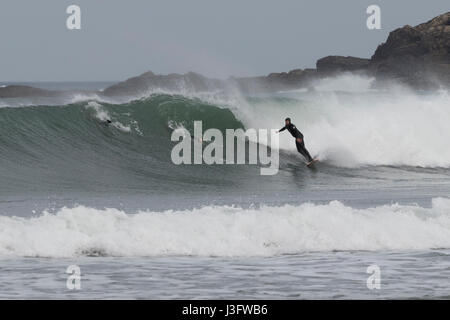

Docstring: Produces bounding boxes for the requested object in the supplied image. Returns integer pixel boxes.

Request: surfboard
[306,158,319,167]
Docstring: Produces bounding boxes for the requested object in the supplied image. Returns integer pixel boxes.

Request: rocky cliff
[316,56,370,75]
[1,11,449,98]
[369,11,450,88]
[101,11,450,95]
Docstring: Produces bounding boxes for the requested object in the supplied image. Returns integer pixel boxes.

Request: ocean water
[1,75,450,299]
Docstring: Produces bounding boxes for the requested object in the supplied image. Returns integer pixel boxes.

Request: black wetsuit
[279,123,313,162]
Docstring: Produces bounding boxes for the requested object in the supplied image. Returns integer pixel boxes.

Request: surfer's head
[285,117,291,125]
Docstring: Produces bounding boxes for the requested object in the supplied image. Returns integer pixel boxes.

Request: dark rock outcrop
[102,71,226,96]
[1,11,449,99]
[101,68,319,96]
[0,85,96,99]
[316,56,370,75]
[369,11,450,88]
[230,68,318,93]
[0,85,64,98]
[100,12,449,94]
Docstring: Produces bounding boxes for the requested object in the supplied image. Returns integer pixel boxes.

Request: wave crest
[1,198,450,257]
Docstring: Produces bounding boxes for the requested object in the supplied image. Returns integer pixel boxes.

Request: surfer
[277,117,314,163]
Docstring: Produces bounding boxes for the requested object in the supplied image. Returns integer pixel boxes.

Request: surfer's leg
[296,140,313,162]
[302,147,313,162]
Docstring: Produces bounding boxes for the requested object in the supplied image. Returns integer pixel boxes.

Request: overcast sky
[0,0,448,81]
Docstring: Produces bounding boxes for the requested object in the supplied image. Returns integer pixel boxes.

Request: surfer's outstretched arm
[277,126,286,133]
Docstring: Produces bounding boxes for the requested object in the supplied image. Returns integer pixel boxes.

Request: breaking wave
[1,198,450,257]
[1,78,450,196]
[238,79,450,168]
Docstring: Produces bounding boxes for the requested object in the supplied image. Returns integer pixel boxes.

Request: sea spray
[1,198,450,257]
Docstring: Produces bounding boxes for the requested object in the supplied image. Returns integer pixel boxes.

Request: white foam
[85,101,132,132]
[236,79,450,168]
[312,73,376,92]
[1,198,450,258]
